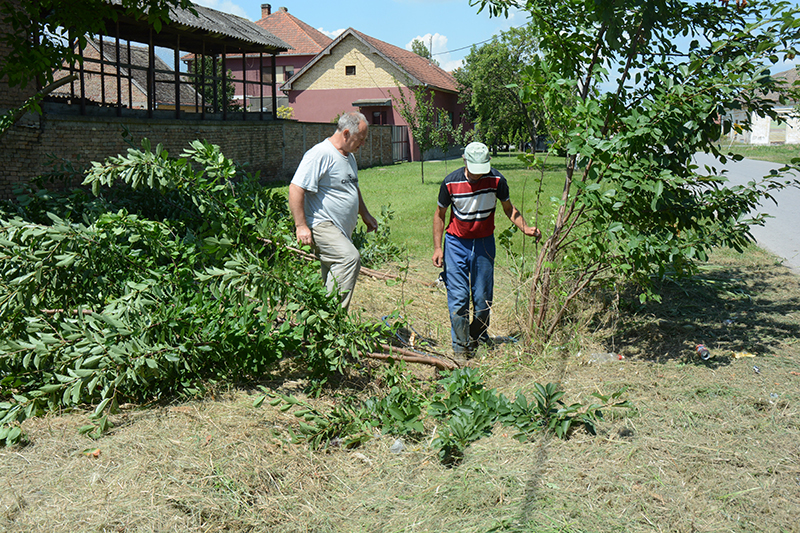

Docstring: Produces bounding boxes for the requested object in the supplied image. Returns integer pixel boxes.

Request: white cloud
[406,33,462,71]
[441,58,464,72]
[405,33,448,56]
[318,27,346,39]
[192,0,248,18]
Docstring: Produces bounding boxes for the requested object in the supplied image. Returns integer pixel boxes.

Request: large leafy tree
[454,25,542,152]
[474,0,800,339]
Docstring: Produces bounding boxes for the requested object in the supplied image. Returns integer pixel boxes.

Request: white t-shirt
[291,139,360,238]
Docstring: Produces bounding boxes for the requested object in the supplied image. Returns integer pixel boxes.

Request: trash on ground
[695,344,711,360]
[733,351,755,358]
[586,352,624,364]
[390,438,405,454]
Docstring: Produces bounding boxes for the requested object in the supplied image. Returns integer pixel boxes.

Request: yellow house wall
[293,35,411,91]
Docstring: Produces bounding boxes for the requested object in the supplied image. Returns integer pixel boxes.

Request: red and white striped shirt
[438,167,510,239]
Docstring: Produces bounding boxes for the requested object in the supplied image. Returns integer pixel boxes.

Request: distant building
[282,27,465,160]
[53,38,201,112]
[183,4,331,113]
[723,66,800,145]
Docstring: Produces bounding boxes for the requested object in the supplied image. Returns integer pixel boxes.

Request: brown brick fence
[0,111,394,200]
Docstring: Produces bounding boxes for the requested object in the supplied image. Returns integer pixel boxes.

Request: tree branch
[366,344,460,371]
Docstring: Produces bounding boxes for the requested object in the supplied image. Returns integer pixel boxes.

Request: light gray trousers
[311,220,361,311]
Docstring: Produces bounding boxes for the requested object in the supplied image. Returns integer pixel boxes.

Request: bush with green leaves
[0,139,388,446]
[351,204,406,269]
[469,0,800,340]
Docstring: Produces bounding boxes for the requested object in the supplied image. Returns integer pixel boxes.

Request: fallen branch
[259,237,437,284]
[41,308,94,315]
[364,344,460,371]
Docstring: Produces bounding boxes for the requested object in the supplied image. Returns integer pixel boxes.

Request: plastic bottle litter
[695,344,711,361]
[390,438,405,454]
[587,352,624,364]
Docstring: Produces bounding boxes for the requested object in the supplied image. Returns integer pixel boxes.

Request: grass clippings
[2,245,799,533]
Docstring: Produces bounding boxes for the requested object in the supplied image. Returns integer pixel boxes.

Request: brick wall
[0,114,394,199]
[0,0,36,111]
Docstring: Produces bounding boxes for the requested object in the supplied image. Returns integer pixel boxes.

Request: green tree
[393,84,440,183]
[411,38,440,67]
[189,56,240,113]
[432,108,474,173]
[474,0,800,339]
[455,25,543,153]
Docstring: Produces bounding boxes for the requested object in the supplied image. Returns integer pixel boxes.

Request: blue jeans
[443,233,495,353]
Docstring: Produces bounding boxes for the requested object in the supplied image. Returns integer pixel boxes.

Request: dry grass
[2,246,799,533]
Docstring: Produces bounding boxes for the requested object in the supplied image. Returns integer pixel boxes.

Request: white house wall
[725,108,800,145]
[786,115,800,144]
[749,113,771,145]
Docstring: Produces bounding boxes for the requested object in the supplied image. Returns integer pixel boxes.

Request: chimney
[279,6,288,12]
[261,4,271,17]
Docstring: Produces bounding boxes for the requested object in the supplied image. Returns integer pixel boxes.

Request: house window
[261,65,295,83]
[345,65,356,76]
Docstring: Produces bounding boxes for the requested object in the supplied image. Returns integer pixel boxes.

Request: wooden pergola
[53,0,290,120]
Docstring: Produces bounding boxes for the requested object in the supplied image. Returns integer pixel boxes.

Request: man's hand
[523,226,542,242]
[432,248,444,268]
[296,225,313,246]
[362,212,378,233]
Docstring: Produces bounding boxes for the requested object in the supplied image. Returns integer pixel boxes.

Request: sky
[168,0,800,80]
[191,0,527,71]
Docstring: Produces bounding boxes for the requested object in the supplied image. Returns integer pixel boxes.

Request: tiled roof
[105,0,290,54]
[766,66,800,105]
[255,8,332,56]
[79,38,200,105]
[350,29,457,93]
[284,28,457,93]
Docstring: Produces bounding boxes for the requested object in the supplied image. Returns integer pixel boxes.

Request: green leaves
[256,366,633,466]
[0,138,388,446]
[486,0,800,337]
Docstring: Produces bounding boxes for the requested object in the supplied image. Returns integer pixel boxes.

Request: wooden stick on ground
[364,344,460,371]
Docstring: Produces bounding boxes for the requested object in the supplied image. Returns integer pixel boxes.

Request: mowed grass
[2,150,799,533]
[723,141,800,165]
[275,152,564,261]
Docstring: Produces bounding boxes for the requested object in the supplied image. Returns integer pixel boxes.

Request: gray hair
[337,112,367,133]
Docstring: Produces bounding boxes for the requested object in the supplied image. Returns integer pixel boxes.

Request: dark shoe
[453,342,475,361]
[471,333,493,347]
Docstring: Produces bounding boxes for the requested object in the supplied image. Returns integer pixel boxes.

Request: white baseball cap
[463,142,491,174]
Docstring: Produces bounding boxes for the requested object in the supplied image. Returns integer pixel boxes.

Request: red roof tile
[285,28,457,93]
[350,29,457,93]
[255,8,332,56]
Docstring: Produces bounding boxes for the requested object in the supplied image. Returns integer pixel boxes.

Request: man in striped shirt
[432,142,541,355]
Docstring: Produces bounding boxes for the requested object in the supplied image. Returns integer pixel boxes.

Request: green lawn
[274,152,566,262]
[722,142,800,165]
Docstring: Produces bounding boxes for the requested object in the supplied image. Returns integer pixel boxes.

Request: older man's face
[343,121,369,154]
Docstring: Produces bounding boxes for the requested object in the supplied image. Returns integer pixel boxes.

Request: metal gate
[392,125,409,162]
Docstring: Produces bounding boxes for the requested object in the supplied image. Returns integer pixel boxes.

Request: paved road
[692,152,800,273]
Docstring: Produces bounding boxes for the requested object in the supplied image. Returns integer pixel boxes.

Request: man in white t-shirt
[288,112,378,310]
